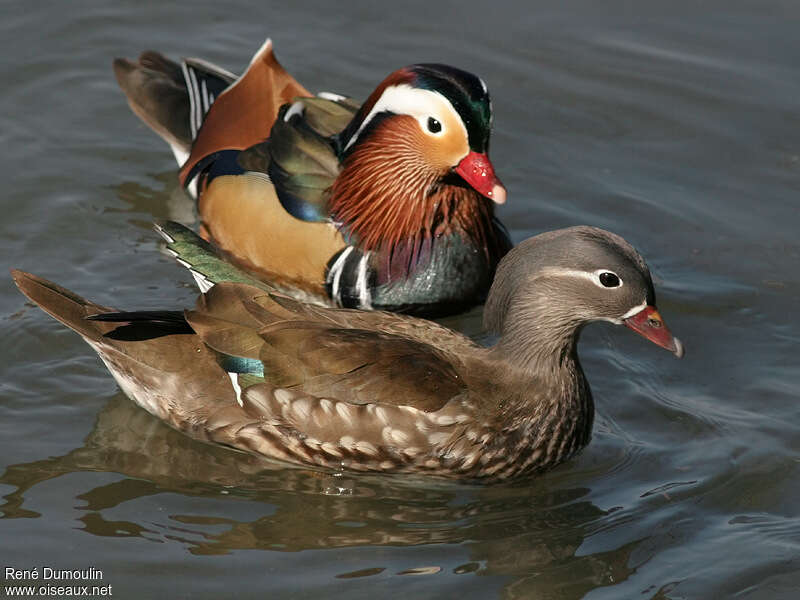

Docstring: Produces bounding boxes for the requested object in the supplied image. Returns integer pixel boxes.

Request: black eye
[599,272,620,288]
[427,117,442,133]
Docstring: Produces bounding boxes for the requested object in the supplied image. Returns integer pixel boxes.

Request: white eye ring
[419,115,445,137]
[593,269,623,288]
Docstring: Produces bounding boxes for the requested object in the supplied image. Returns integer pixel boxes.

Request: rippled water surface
[2,1,799,598]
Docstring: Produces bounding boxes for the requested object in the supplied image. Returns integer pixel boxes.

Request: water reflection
[109,171,198,226]
[0,394,638,598]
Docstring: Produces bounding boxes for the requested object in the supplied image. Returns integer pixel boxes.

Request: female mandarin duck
[113,39,512,316]
[13,227,682,482]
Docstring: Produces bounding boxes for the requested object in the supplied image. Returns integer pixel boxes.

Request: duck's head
[485,226,683,370]
[332,64,504,251]
[338,64,504,203]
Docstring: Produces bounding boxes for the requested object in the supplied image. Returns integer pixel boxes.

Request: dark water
[2,1,799,598]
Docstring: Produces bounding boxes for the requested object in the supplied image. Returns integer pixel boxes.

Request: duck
[113,39,512,317]
[12,226,682,481]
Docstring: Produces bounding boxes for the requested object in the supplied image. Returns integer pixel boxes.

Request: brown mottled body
[12,227,682,481]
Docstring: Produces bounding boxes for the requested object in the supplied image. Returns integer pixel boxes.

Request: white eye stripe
[539,268,624,288]
[344,84,466,150]
[539,268,648,324]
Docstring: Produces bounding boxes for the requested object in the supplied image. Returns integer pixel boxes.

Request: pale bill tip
[489,183,506,204]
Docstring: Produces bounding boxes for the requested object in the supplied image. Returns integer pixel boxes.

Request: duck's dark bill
[623,306,684,358]
[454,151,506,204]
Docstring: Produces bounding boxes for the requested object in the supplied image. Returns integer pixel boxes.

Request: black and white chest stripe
[325,246,375,309]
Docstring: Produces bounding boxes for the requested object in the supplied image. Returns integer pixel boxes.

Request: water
[2,1,799,598]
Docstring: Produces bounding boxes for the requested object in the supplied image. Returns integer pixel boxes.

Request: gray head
[485,226,682,368]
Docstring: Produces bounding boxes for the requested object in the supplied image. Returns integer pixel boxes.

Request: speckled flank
[203,381,592,479]
[12,224,677,481]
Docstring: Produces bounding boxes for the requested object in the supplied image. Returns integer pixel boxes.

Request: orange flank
[197,173,345,292]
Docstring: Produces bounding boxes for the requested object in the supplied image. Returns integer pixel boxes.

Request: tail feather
[113,53,193,159]
[87,310,194,338]
[181,57,237,142]
[11,269,239,425]
[113,52,237,165]
[85,311,194,342]
[12,269,197,344]
[11,269,117,342]
[87,310,188,326]
[183,57,237,86]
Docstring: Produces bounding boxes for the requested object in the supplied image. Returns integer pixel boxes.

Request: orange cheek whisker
[328,116,505,274]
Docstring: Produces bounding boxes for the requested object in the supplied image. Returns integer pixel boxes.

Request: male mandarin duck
[113,39,512,316]
[13,227,682,482]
